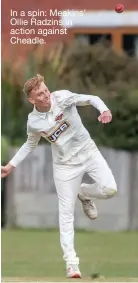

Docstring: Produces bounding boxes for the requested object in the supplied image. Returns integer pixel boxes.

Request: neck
[35,105,51,112]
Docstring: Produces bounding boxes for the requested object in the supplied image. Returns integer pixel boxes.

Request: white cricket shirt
[10,90,109,167]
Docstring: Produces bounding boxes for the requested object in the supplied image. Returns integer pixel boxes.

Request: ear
[28,97,35,105]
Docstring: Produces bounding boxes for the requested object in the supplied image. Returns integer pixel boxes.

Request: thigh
[53,163,84,205]
[85,149,116,189]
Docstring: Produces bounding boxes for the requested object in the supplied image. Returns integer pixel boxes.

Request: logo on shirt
[55,112,63,121]
[47,121,70,143]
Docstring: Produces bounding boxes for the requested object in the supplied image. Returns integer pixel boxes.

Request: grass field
[1,229,138,282]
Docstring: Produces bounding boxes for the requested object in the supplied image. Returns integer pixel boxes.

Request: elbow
[25,141,38,151]
[93,96,103,105]
[94,95,100,101]
[29,143,38,150]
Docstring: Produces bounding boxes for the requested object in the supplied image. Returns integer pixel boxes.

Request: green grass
[1,229,138,281]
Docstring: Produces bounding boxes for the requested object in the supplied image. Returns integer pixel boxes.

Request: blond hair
[23,74,44,97]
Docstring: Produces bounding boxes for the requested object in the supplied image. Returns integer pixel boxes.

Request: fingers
[1,167,8,178]
[1,168,7,173]
[104,116,112,123]
[1,174,5,178]
[98,114,112,123]
[98,116,102,122]
[1,173,7,178]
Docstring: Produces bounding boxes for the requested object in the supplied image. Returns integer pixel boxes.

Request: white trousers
[53,147,117,265]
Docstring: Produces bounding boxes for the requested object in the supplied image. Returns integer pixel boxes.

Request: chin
[45,103,50,107]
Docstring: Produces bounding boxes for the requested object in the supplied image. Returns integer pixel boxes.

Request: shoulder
[52,89,72,99]
[51,90,76,108]
[27,111,39,133]
[27,111,37,124]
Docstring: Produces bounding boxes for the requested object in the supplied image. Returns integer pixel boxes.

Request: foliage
[2,42,138,151]
[1,135,11,163]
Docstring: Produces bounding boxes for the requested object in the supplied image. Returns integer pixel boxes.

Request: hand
[98,110,112,124]
[1,163,14,178]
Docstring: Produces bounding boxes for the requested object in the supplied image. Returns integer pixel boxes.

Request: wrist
[102,109,110,114]
[6,163,15,171]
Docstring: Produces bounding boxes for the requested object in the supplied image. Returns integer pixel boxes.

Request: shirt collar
[33,96,54,118]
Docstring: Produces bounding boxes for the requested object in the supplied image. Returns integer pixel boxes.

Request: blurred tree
[1,42,138,151]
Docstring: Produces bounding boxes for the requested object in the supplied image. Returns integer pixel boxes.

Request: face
[29,82,51,110]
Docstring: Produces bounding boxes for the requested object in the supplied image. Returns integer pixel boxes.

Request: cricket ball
[115,4,124,13]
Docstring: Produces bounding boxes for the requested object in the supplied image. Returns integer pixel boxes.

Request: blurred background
[1,0,138,280]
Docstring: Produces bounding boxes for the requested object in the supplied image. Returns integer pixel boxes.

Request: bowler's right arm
[1,129,41,178]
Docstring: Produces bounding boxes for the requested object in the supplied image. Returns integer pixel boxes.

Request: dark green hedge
[2,42,138,151]
[79,87,138,151]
